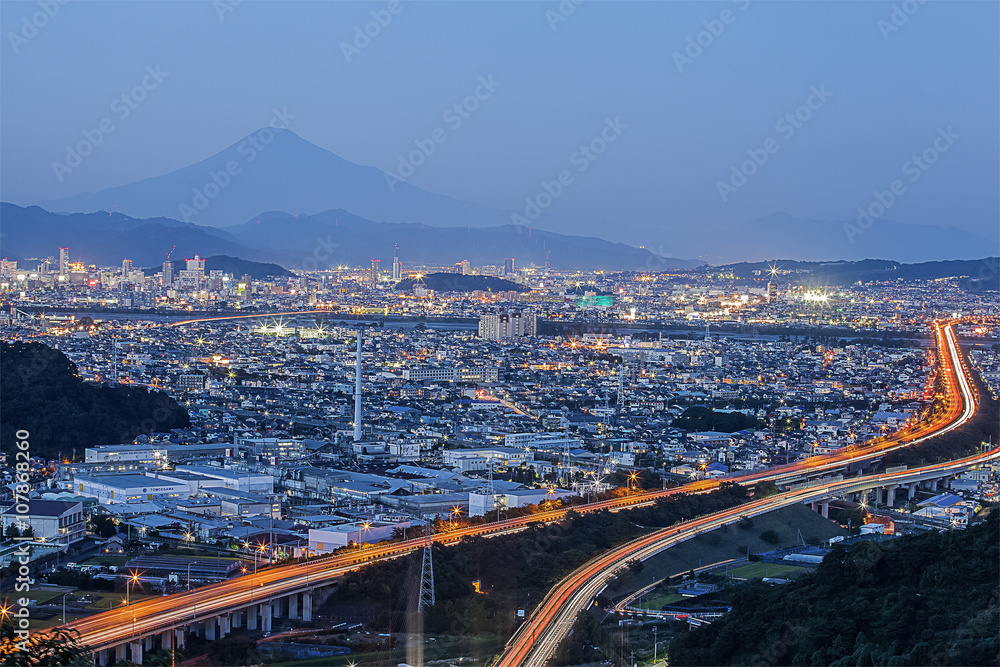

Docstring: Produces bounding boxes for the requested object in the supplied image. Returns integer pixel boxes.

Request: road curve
[496,320,984,667]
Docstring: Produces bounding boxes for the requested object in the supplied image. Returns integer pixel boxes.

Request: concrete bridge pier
[247,605,258,630]
[160,630,172,652]
[288,592,299,620]
[303,592,313,622]
[261,602,273,633]
[97,647,109,666]
[886,484,898,507]
[908,483,917,500]
[220,613,232,637]
[821,501,830,518]
[129,640,143,665]
[175,627,186,651]
[115,644,126,664]
[205,616,216,641]
[232,609,243,628]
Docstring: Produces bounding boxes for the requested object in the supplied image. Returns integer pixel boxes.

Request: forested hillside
[0,341,190,459]
[669,512,1000,666]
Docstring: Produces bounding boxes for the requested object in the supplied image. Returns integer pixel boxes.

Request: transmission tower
[418,526,435,613]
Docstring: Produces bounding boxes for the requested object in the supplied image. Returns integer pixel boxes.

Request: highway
[497,447,999,667]
[55,321,981,653]
[496,320,985,667]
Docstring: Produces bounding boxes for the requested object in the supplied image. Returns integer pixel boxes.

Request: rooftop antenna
[354,331,363,441]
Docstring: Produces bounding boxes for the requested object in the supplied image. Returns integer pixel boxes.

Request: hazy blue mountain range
[30,130,996,264]
[0,204,695,271]
[36,128,586,232]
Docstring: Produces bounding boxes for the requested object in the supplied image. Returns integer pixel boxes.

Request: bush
[759,529,780,545]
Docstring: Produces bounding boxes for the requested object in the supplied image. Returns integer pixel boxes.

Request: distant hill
[668,212,997,264]
[0,341,190,459]
[221,209,694,271]
[0,203,272,267]
[0,203,700,272]
[394,273,529,293]
[716,257,1000,288]
[142,255,293,279]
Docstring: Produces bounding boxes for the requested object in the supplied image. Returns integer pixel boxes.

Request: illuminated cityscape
[1,2,998,666]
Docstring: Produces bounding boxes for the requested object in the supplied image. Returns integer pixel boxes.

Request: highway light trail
[496,320,983,667]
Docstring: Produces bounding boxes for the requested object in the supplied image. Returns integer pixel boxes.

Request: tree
[0,628,93,666]
[91,516,118,538]
[4,523,20,542]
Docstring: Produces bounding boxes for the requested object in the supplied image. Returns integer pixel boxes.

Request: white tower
[354,331,363,441]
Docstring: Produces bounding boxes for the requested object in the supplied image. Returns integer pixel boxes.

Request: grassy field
[72,589,160,610]
[26,613,86,630]
[267,635,504,667]
[637,592,686,609]
[726,562,805,580]
[604,502,847,600]
[79,554,131,567]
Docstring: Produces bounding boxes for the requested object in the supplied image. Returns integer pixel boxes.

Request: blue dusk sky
[1,0,997,245]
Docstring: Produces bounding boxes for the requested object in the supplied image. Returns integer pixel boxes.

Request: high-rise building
[503,258,514,276]
[179,254,206,290]
[121,258,132,276]
[392,244,402,281]
[370,258,381,284]
[767,281,778,302]
[186,254,206,272]
[461,259,471,275]
[478,310,536,341]
[59,247,69,276]
[162,260,174,287]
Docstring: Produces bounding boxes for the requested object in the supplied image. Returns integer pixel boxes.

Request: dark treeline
[669,511,1000,666]
[0,341,190,459]
[322,484,751,652]
[671,406,764,433]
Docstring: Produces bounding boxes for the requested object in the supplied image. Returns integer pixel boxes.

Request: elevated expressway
[58,321,981,664]
[497,448,999,667]
[496,319,986,666]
